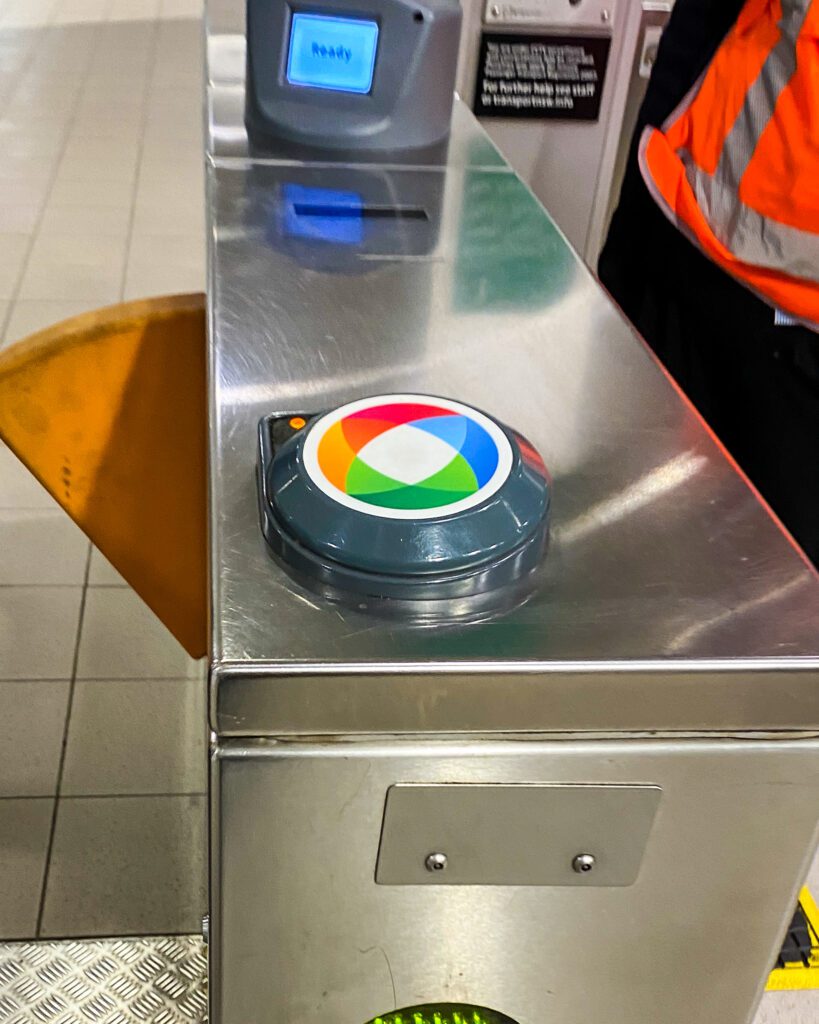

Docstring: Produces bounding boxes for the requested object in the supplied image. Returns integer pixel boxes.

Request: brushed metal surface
[375,783,660,885]
[206,106,819,735]
[0,936,207,1024]
[211,737,819,1024]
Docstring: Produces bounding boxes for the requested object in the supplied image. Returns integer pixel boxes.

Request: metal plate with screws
[484,0,616,30]
[376,783,660,886]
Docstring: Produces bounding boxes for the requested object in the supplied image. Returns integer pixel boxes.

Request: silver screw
[425,852,448,872]
[201,914,210,942]
[572,853,596,874]
[600,8,611,21]
[491,4,501,15]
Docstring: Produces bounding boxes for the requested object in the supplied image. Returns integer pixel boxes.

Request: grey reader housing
[245,0,462,152]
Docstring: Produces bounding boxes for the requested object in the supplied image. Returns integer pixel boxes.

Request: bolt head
[572,853,596,874]
[601,8,611,21]
[425,852,448,872]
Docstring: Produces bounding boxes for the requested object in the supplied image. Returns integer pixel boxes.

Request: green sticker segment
[346,453,479,509]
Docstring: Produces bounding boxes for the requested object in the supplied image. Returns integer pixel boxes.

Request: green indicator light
[364,1005,519,1024]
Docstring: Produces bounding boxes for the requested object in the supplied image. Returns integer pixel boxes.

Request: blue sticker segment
[281,183,365,245]
[412,414,500,489]
[287,13,379,95]
[458,418,499,488]
[410,414,468,452]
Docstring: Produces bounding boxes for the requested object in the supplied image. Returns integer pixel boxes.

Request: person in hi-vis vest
[600,0,819,566]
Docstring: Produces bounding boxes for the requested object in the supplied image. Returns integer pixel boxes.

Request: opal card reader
[246,0,462,153]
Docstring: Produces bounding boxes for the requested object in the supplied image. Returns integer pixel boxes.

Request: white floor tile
[28,45,95,77]
[0,233,30,300]
[0,798,54,938]
[107,0,161,20]
[62,136,142,171]
[61,676,206,795]
[139,154,203,188]
[19,232,126,302]
[0,586,83,679]
[0,679,70,796]
[0,205,44,234]
[11,72,84,106]
[148,67,202,92]
[39,203,132,238]
[142,117,202,143]
[68,117,143,143]
[0,43,34,80]
[132,198,203,236]
[0,152,59,183]
[87,48,153,76]
[1,0,59,29]
[0,178,50,210]
[77,587,197,679]
[49,172,135,207]
[56,151,139,186]
[754,992,819,1024]
[51,0,109,25]
[88,546,128,586]
[0,509,89,584]
[3,299,95,345]
[5,88,78,121]
[0,443,60,509]
[123,233,204,299]
[0,118,70,157]
[98,19,155,46]
[73,93,145,122]
[134,172,204,210]
[159,0,203,17]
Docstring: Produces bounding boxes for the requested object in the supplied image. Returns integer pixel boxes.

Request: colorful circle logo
[302,395,514,520]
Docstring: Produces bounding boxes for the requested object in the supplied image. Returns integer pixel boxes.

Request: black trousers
[599,0,819,566]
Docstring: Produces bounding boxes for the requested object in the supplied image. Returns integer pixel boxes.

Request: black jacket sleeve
[598,0,746,316]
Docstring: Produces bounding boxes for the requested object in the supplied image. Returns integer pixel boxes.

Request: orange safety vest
[640,0,819,330]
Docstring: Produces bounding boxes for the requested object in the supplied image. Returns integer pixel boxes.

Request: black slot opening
[292,204,428,221]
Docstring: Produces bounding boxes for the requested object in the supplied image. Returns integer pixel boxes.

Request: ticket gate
[205,3,819,1024]
[455,0,674,261]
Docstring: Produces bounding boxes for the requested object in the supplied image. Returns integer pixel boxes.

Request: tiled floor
[0,0,206,942]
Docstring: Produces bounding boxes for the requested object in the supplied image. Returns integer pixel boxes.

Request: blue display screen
[286,12,379,94]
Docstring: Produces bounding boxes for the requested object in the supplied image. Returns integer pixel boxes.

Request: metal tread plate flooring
[0,936,206,1024]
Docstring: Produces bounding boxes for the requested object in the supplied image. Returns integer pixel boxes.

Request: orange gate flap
[0,293,208,658]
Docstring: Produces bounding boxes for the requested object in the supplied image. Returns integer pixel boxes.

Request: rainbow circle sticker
[301,395,515,520]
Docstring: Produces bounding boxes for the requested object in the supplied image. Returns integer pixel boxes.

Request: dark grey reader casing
[245,0,462,153]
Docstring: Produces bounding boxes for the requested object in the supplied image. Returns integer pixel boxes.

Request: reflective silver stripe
[638,127,819,334]
[716,0,810,190]
[672,0,819,283]
[679,156,819,282]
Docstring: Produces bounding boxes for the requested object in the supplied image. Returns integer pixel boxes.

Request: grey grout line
[0,792,205,801]
[0,4,106,344]
[0,12,66,342]
[0,587,132,593]
[33,3,162,939]
[35,473,93,935]
[35,926,202,943]
[0,791,206,800]
[0,676,197,682]
[117,11,161,301]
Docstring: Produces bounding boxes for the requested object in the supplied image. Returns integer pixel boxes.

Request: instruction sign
[474,32,611,120]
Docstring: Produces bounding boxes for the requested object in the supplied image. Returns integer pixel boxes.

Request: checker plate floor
[0,936,207,1024]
